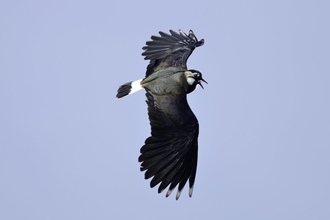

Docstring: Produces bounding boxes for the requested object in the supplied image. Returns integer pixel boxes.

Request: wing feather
[142,29,204,77]
[138,91,199,199]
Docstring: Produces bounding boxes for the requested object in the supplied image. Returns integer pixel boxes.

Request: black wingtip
[142,29,204,59]
[187,29,204,47]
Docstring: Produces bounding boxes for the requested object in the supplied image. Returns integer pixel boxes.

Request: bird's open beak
[198,78,208,89]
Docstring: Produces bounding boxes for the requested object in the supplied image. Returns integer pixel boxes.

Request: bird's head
[185,70,207,93]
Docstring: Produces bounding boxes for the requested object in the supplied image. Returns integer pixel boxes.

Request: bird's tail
[116,79,143,99]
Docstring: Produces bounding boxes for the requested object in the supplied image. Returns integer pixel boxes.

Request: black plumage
[143,30,204,77]
[140,91,199,199]
[116,29,205,199]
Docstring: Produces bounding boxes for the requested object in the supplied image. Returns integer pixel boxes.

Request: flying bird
[116,29,206,200]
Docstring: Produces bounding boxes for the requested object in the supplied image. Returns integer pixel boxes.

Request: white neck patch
[187,77,195,85]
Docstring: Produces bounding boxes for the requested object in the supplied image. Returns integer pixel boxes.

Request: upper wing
[138,91,199,200]
[142,29,204,77]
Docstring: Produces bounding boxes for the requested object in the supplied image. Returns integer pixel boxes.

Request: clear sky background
[1,0,329,219]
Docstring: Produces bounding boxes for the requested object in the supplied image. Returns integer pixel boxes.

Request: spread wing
[138,91,199,200]
[142,29,204,77]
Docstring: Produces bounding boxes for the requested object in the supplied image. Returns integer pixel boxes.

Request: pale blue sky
[1,0,329,219]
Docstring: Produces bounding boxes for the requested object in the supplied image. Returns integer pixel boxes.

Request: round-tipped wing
[138,91,199,200]
[142,29,204,77]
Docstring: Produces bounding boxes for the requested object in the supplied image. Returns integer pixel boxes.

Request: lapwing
[116,29,206,199]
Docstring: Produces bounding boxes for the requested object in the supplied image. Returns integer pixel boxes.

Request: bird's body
[143,67,189,94]
[116,30,205,199]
